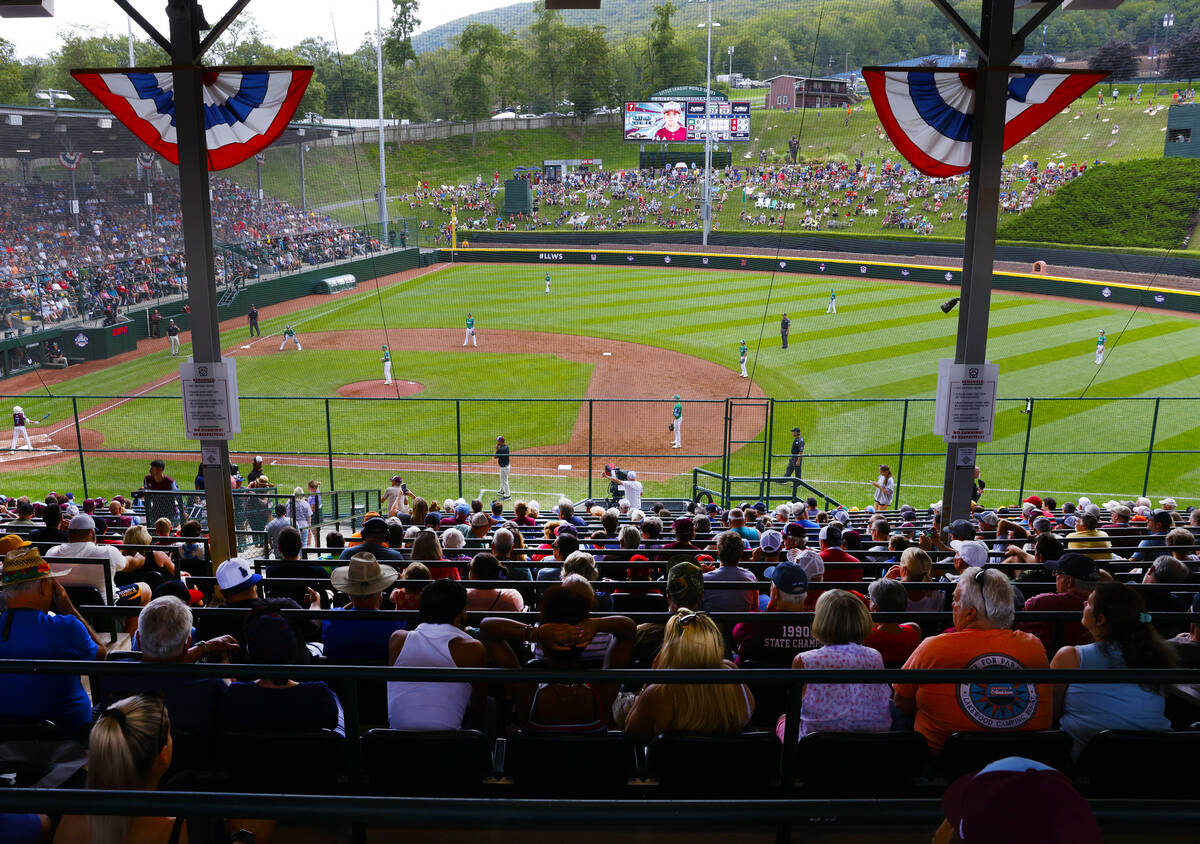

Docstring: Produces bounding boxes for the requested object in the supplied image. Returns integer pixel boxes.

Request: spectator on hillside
[0,544,108,741]
[480,584,635,733]
[1131,510,1174,562]
[818,524,862,584]
[863,577,923,666]
[466,552,525,611]
[318,553,405,663]
[1018,552,1100,654]
[1052,581,1174,757]
[387,579,487,730]
[701,530,758,613]
[93,596,235,732]
[894,567,1053,752]
[778,589,891,740]
[224,608,345,735]
[624,609,754,741]
[47,513,138,603]
[732,562,818,665]
[339,516,404,562]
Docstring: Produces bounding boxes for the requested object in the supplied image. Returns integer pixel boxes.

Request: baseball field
[3,257,1200,510]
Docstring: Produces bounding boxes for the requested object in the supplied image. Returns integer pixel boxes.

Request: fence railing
[8,394,1200,509]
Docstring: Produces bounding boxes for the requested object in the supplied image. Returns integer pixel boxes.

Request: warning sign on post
[934,360,998,443]
[180,358,241,440]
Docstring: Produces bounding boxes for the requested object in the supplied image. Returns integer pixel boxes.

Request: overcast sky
[3,0,511,59]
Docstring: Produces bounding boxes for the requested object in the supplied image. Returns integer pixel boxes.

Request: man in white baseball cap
[655,101,687,140]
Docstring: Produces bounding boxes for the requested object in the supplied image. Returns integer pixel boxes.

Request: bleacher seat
[646,732,780,796]
[937,730,1073,780]
[0,718,65,742]
[505,731,636,796]
[199,729,347,794]
[611,593,667,613]
[793,731,929,796]
[1075,729,1200,798]
[361,729,493,795]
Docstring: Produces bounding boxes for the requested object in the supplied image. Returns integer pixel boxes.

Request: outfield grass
[12,263,1200,509]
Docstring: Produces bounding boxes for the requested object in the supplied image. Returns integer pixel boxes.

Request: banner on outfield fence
[180,357,241,440]
[935,359,998,443]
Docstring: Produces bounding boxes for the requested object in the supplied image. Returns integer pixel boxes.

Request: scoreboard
[684,101,751,142]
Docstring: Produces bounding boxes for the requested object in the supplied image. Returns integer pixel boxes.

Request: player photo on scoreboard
[623,101,687,141]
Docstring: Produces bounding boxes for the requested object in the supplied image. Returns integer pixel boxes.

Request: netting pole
[456,400,464,499]
[1143,397,1161,497]
[72,397,88,499]
[895,399,909,506]
[324,399,336,490]
[1017,399,1035,506]
[587,400,594,501]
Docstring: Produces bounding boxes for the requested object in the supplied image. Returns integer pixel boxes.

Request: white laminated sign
[934,359,998,443]
[180,358,241,441]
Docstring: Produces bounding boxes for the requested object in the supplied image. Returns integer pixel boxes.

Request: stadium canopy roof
[0,104,350,163]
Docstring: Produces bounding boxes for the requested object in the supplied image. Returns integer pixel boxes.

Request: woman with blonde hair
[56,693,271,844]
[624,609,754,741]
[123,524,175,580]
[777,589,891,740]
[287,486,312,536]
[886,546,944,613]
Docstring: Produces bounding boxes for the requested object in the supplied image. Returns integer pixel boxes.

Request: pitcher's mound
[337,380,425,398]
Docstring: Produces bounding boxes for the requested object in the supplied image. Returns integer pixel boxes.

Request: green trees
[453,23,507,145]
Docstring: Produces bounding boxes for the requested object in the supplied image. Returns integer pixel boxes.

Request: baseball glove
[668,423,675,431]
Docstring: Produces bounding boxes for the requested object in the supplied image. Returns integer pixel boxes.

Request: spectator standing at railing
[894,568,1053,752]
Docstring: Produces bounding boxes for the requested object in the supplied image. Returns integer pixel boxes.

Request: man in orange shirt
[893,567,1052,753]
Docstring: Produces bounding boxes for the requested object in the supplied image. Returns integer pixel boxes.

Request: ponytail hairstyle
[87,694,171,844]
[1091,581,1178,691]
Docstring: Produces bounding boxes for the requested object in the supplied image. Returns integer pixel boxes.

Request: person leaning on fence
[624,608,754,741]
[893,567,1053,752]
[777,588,891,741]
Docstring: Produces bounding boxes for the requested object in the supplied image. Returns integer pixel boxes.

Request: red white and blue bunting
[70,66,312,171]
[136,151,157,169]
[58,151,82,170]
[862,67,1107,177]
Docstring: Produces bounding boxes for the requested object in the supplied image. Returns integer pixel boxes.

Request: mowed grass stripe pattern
[15,264,1200,506]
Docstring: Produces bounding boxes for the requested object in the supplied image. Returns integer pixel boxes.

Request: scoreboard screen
[624,101,751,143]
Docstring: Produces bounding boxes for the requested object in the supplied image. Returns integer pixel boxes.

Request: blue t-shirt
[223,681,344,736]
[0,609,97,739]
[322,608,407,663]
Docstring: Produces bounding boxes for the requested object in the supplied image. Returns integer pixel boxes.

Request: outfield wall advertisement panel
[439,248,1200,315]
[623,101,751,142]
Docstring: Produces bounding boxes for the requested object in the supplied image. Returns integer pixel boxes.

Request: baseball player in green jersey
[463,313,478,346]
[1094,329,1106,364]
[545,272,551,294]
[827,289,837,314]
[382,345,392,384]
[739,340,748,378]
[671,394,683,449]
[279,324,301,351]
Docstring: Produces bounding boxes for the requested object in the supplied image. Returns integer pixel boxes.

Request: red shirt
[864,624,922,667]
[819,548,862,584]
[1017,590,1091,654]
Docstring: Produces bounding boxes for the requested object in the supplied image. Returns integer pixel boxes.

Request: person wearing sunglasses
[893,567,1053,753]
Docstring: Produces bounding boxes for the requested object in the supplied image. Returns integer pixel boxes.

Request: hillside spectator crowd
[408,155,1097,243]
[0,176,381,329]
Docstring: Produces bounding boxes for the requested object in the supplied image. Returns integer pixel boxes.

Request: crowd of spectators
[0,477,1197,839]
[0,176,382,329]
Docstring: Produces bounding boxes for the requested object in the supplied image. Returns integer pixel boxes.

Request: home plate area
[0,433,62,462]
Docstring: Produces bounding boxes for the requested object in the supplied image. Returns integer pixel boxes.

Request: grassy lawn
[10,262,1200,509]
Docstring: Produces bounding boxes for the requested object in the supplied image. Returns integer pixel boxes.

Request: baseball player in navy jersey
[10,405,32,450]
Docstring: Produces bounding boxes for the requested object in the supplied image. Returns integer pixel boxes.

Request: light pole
[34,88,75,108]
[697,6,720,246]
[728,44,734,80]
[376,0,389,244]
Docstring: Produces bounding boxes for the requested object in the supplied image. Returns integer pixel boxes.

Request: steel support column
[167,0,237,565]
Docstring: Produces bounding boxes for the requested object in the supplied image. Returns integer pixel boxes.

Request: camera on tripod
[602,463,629,506]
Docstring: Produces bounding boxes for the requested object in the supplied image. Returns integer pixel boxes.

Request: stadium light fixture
[940,297,960,314]
[15,148,30,153]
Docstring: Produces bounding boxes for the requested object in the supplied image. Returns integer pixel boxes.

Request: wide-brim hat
[331,552,398,596]
[3,545,68,586]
